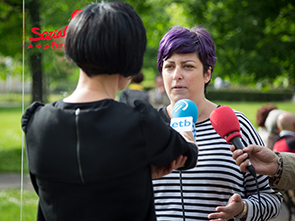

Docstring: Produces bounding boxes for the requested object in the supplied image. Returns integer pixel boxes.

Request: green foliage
[0,1,22,58]
[184,0,295,86]
[0,0,294,99]
[0,189,38,221]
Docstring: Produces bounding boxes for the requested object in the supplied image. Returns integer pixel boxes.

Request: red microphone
[210,106,256,176]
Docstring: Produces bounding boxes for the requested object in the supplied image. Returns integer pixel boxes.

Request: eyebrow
[164,60,196,64]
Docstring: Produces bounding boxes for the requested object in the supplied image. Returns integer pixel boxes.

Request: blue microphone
[172,99,199,123]
[171,99,199,141]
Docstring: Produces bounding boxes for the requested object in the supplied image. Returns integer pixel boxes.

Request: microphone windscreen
[209,106,241,143]
[172,99,199,124]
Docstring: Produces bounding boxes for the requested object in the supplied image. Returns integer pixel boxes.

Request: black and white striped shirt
[153,107,283,221]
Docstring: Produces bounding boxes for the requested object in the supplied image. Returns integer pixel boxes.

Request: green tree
[184,0,295,89]
[1,0,294,102]
[0,0,22,80]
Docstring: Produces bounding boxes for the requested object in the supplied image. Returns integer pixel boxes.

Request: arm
[151,155,187,179]
[231,145,295,191]
[270,152,295,191]
[135,100,198,169]
[211,112,282,221]
[151,130,197,179]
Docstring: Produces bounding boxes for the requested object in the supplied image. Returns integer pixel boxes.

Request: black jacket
[22,99,197,221]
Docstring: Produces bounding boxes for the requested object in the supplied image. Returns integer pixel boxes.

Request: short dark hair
[131,72,144,84]
[157,26,217,92]
[65,2,146,77]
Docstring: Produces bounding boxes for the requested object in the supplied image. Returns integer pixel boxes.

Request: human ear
[204,67,211,83]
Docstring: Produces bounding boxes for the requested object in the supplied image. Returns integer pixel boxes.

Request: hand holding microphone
[210,106,256,177]
[171,99,199,143]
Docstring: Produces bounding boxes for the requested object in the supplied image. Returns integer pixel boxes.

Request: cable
[248,166,264,221]
[179,171,185,221]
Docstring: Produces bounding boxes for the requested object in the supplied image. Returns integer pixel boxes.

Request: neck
[64,70,122,103]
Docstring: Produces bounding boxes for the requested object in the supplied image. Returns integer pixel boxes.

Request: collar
[279,130,295,137]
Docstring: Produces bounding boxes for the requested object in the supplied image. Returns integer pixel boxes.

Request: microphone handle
[231,136,256,177]
[231,136,244,151]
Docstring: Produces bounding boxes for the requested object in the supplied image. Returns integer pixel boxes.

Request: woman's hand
[151,155,187,179]
[208,194,246,221]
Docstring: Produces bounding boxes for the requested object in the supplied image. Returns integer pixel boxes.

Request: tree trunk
[29,52,43,102]
[27,0,44,103]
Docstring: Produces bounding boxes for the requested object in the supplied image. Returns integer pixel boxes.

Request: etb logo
[170,116,193,132]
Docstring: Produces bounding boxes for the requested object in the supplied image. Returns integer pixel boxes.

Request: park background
[0,0,294,220]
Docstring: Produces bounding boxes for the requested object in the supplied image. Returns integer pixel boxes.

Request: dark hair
[157,26,216,92]
[65,2,146,77]
[131,72,144,84]
[256,104,278,127]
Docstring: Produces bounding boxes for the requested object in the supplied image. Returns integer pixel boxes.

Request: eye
[164,64,174,69]
[184,64,194,69]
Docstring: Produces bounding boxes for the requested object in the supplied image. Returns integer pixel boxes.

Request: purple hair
[157,26,217,92]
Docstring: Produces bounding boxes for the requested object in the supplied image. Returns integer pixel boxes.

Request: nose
[172,66,183,80]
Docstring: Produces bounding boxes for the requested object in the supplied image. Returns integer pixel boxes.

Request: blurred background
[0,0,294,104]
[0,0,294,220]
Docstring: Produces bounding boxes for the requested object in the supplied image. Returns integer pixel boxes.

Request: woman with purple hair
[152,26,282,221]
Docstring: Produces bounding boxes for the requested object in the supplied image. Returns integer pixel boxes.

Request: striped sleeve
[235,111,283,221]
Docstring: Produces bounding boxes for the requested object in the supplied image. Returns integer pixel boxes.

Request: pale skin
[277,112,295,132]
[208,194,247,221]
[64,69,197,180]
[161,52,245,220]
[230,144,279,176]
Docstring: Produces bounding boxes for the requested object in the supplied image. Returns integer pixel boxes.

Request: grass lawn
[0,106,27,173]
[214,100,295,126]
[0,189,38,221]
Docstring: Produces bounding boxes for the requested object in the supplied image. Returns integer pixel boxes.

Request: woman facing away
[152,26,282,221]
[119,72,150,107]
[21,3,198,221]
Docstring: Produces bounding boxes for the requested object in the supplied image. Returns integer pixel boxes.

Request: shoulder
[158,106,170,124]
[234,109,255,128]
[133,100,168,124]
[134,99,157,115]
[21,101,45,133]
[133,100,170,132]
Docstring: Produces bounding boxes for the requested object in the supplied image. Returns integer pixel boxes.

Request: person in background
[256,103,277,147]
[152,26,282,221]
[119,72,149,107]
[148,74,170,109]
[21,3,198,220]
[273,112,295,153]
[231,144,295,191]
[265,109,286,150]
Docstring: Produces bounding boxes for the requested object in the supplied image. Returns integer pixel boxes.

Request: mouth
[172,85,186,90]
